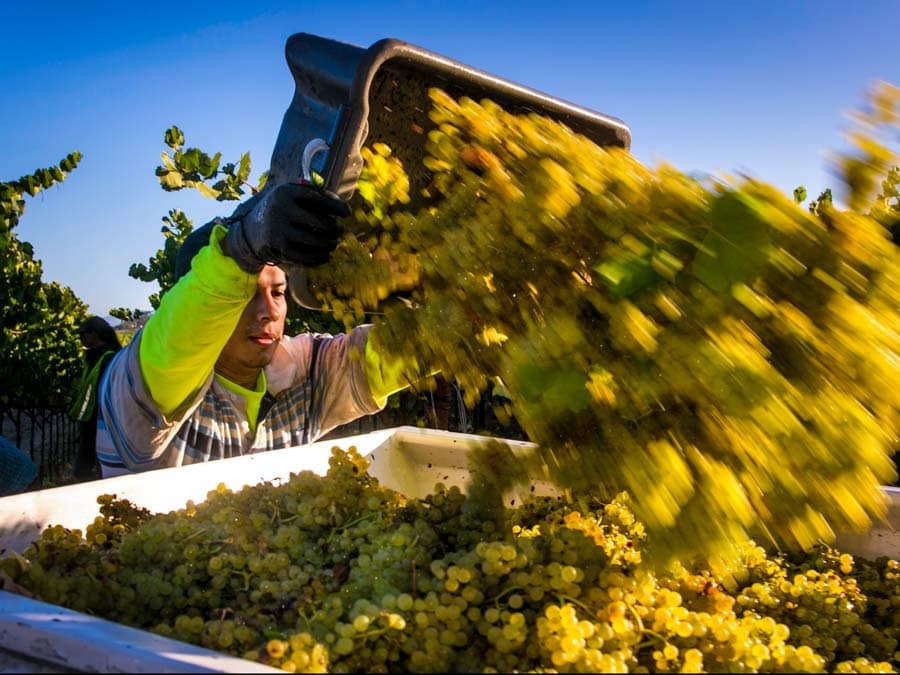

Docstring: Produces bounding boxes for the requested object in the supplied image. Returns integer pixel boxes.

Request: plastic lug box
[265,33,631,307]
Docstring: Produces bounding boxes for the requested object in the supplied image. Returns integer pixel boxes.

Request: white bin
[0,426,897,672]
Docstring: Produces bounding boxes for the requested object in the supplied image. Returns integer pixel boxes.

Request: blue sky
[2,1,899,315]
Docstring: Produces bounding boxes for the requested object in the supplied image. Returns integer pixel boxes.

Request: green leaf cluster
[128,209,192,310]
[135,127,266,310]
[155,125,265,201]
[1,155,88,412]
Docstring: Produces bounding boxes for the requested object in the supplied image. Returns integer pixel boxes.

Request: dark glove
[224,182,350,273]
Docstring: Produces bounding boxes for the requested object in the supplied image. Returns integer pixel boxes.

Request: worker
[96,183,418,477]
[69,315,122,481]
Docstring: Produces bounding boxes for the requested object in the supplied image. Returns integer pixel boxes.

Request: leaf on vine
[164,126,185,150]
[159,172,184,190]
[160,152,177,171]
[237,153,251,183]
[179,148,201,173]
[194,182,219,199]
[200,152,221,180]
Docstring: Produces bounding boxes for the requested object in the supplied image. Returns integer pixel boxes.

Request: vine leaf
[691,192,772,293]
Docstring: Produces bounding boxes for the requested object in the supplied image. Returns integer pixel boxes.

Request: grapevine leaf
[237,152,251,183]
[164,126,185,150]
[159,172,184,191]
[514,362,589,415]
[594,252,661,299]
[194,182,219,199]
[691,192,772,293]
[541,366,591,415]
[179,148,201,173]
[24,176,39,197]
[160,152,177,171]
[200,152,221,179]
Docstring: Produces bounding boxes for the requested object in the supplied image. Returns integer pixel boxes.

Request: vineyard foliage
[0,154,87,413]
[122,208,193,312]
[306,82,900,565]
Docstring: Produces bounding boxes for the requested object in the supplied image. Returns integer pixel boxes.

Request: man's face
[215,265,288,388]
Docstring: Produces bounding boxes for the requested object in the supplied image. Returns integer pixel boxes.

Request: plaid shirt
[97,327,381,476]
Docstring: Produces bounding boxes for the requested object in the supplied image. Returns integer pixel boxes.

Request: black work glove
[224,182,350,273]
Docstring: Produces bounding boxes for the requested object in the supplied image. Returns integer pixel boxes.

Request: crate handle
[301,138,330,183]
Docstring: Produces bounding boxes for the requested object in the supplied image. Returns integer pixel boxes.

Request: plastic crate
[266,33,631,308]
[273,33,630,200]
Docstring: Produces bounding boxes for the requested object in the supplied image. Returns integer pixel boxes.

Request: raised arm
[139,223,255,416]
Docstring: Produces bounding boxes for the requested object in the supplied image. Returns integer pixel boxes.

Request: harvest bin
[0,427,897,673]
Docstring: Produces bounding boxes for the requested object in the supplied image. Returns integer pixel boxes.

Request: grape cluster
[2,445,897,673]
[308,84,900,564]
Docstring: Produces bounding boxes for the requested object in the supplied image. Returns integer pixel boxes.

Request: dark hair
[78,316,122,352]
[175,221,217,283]
[174,194,263,283]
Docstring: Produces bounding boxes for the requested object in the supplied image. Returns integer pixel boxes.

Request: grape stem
[180,526,210,543]
[326,512,379,543]
[489,585,526,607]
[556,593,593,615]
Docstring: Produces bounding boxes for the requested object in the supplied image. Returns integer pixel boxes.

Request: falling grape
[311,83,900,565]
